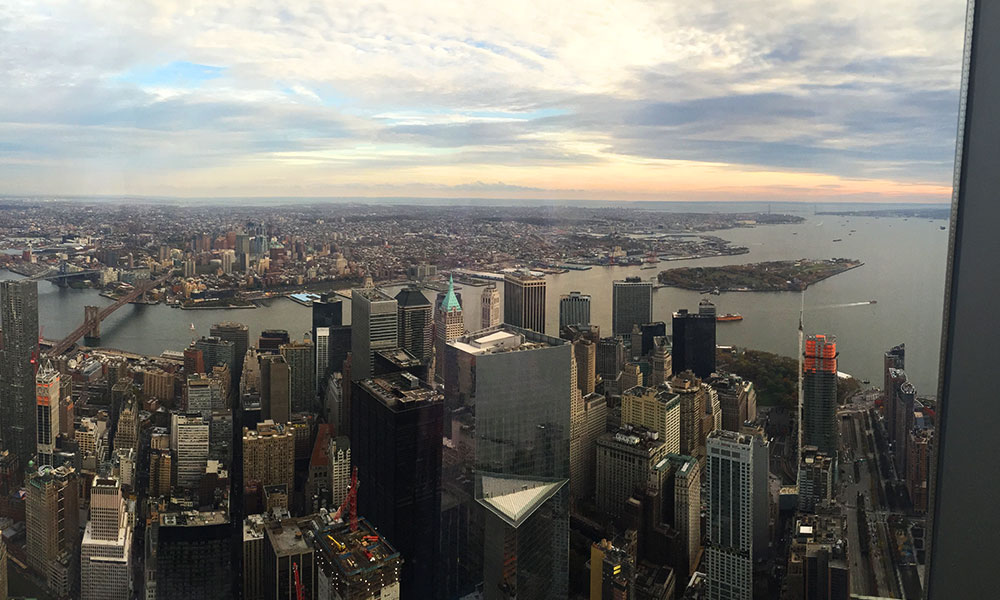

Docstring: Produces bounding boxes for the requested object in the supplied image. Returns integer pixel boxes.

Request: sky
[0,1,968,202]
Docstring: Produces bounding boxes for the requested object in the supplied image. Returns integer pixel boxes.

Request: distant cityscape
[0,201,935,600]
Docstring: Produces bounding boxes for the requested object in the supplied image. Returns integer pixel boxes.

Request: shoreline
[657,261,865,293]
[179,304,257,310]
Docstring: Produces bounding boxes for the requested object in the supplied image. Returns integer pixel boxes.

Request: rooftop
[312,516,400,578]
[352,287,395,303]
[265,517,314,556]
[449,325,565,356]
[438,276,461,312]
[394,286,431,309]
[477,475,568,528]
[358,372,441,409]
[600,426,664,452]
[160,509,229,527]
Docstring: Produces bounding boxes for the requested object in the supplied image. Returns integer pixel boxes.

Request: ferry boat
[716,313,743,322]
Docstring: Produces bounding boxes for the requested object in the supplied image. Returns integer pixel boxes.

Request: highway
[837,403,902,598]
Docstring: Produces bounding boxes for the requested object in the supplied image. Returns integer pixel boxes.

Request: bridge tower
[83,305,101,345]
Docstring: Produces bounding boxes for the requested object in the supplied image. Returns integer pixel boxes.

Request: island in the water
[658,258,863,292]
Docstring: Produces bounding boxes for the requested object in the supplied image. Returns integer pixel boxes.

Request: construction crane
[332,466,360,532]
[30,326,44,373]
[292,561,305,600]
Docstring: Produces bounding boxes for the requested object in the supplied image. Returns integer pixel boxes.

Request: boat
[869,300,877,304]
[717,313,743,322]
[640,265,657,270]
[939,225,947,230]
[832,238,843,242]
[862,379,871,385]
[710,287,721,295]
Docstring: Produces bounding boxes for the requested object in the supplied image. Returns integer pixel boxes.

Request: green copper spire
[440,275,461,312]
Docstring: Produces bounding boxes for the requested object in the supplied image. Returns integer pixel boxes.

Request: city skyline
[1,1,965,203]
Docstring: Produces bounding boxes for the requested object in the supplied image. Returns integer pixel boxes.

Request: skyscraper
[258,329,290,353]
[152,509,233,599]
[26,465,79,598]
[395,286,434,362]
[596,336,626,395]
[665,453,702,578]
[503,271,546,333]
[35,363,60,466]
[280,339,314,414]
[195,335,236,373]
[351,372,444,598]
[243,420,295,510]
[80,477,133,600]
[259,353,290,424]
[705,430,769,600]
[569,391,607,500]
[673,371,709,457]
[709,373,755,432]
[312,294,343,389]
[0,279,38,467]
[210,322,249,387]
[171,414,210,489]
[590,539,635,600]
[622,385,681,454]
[671,301,717,378]
[481,283,501,329]
[612,277,652,336]
[351,287,398,381]
[573,338,597,396]
[559,291,591,329]
[650,336,672,386]
[434,276,464,383]
[802,334,838,455]
[444,325,571,599]
[596,426,667,517]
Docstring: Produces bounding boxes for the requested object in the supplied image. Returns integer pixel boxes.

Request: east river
[6,211,948,396]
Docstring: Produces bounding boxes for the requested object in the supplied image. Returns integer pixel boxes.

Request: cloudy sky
[0,1,967,202]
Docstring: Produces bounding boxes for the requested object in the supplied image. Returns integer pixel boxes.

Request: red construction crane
[292,562,304,600]
[332,466,360,532]
[30,326,44,373]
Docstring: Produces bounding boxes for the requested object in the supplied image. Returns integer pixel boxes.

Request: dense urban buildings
[0,197,941,600]
[503,271,546,333]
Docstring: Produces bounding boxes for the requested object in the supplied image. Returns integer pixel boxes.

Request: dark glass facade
[154,513,233,599]
[443,325,571,600]
[351,373,443,599]
[671,308,716,379]
[612,277,652,336]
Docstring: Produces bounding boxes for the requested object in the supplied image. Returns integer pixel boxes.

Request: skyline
[2,1,967,202]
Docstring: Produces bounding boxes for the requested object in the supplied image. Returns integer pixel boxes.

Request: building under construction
[312,516,401,600]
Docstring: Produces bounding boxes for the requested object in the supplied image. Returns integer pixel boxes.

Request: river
[7,210,948,396]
